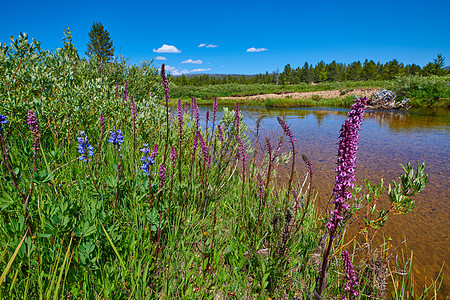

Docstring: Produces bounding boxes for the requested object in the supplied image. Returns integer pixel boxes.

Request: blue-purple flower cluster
[77,131,94,162]
[140,143,155,175]
[0,115,8,134]
[108,127,124,150]
[327,97,367,230]
[342,250,359,300]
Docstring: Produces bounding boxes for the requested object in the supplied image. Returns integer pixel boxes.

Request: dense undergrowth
[0,32,443,299]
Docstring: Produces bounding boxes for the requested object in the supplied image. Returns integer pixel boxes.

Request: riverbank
[170,75,450,108]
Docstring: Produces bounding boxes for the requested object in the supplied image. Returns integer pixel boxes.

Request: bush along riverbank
[0,34,444,298]
[170,75,450,109]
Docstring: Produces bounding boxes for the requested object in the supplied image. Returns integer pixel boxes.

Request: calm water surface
[199,105,450,295]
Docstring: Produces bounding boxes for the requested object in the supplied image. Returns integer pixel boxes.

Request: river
[197,104,450,296]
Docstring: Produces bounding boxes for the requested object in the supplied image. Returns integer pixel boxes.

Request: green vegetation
[0,32,444,298]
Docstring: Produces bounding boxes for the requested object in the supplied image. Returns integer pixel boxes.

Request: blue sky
[1,0,449,75]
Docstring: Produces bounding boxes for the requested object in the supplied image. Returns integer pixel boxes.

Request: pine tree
[86,22,115,63]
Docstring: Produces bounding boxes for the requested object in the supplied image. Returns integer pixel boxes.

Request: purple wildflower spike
[327,97,367,230]
[161,64,170,104]
[235,102,240,130]
[217,125,224,141]
[236,134,246,175]
[193,131,199,150]
[342,250,359,300]
[115,82,119,98]
[277,116,295,143]
[27,110,40,156]
[151,143,158,159]
[159,163,166,187]
[170,146,177,168]
[130,96,137,120]
[197,132,209,166]
[99,113,105,136]
[177,99,183,129]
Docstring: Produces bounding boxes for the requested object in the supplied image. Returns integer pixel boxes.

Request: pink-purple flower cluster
[130,96,137,120]
[277,116,295,143]
[161,64,170,104]
[27,110,40,156]
[177,99,183,132]
[99,113,105,136]
[342,250,359,300]
[170,146,177,168]
[197,131,209,166]
[159,163,166,187]
[236,134,246,175]
[327,97,367,230]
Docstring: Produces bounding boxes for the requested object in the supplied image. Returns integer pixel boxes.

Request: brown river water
[198,105,450,296]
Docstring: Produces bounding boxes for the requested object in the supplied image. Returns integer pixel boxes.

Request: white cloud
[190,68,212,72]
[155,56,167,60]
[247,47,268,52]
[165,65,212,75]
[153,44,181,53]
[198,43,206,47]
[182,59,203,64]
[206,44,217,48]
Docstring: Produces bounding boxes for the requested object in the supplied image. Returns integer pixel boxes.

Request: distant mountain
[444,66,450,70]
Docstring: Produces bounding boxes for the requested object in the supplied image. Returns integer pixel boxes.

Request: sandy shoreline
[218,88,379,101]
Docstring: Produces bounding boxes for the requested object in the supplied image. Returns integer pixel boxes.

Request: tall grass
[0,32,444,299]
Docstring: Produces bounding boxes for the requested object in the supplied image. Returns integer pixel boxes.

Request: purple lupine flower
[159,163,166,187]
[236,134,246,175]
[115,82,119,98]
[327,97,367,230]
[99,113,105,136]
[170,145,177,168]
[277,116,295,143]
[108,127,124,150]
[0,115,9,134]
[184,103,189,115]
[77,131,94,162]
[197,132,209,166]
[217,125,224,141]
[161,64,170,104]
[140,143,155,175]
[151,143,158,158]
[342,250,359,300]
[27,110,40,155]
[130,96,137,120]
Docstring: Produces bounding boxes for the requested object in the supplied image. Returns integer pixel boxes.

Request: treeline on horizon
[169,55,449,86]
